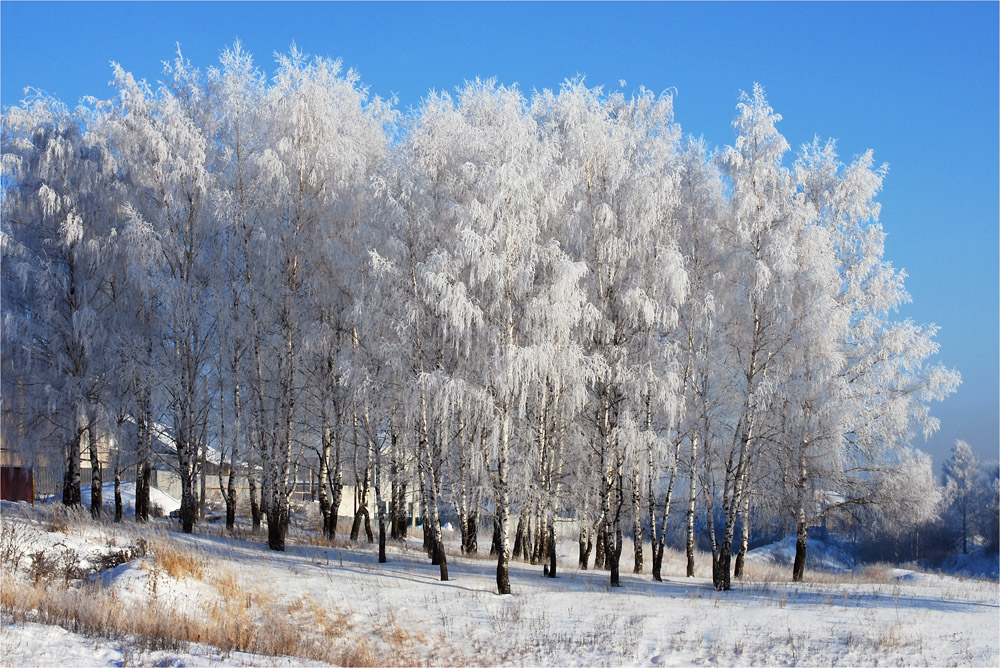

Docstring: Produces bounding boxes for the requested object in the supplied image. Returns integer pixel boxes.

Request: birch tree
[102,54,216,533]
[943,440,979,555]
[254,46,389,550]
[547,82,687,587]
[711,85,806,590]
[2,95,121,514]
[783,139,961,580]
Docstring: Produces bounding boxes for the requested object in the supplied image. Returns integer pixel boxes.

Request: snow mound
[931,549,1000,580]
[746,534,853,572]
[64,482,181,516]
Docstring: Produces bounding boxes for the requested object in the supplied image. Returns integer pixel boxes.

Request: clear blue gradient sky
[2,1,997,468]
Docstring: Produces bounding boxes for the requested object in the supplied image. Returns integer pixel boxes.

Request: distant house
[0,421,114,501]
[0,466,34,504]
[1,416,424,529]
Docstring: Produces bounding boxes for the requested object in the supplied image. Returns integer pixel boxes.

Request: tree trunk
[531,511,544,565]
[199,438,207,520]
[685,431,699,577]
[351,506,373,543]
[114,468,123,523]
[652,439,682,582]
[495,415,512,595]
[350,506,364,541]
[378,511,387,563]
[734,492,751,579]
[224,380,241,532]
[792,440,809,582]
[179,469,197,533]
[417,444,433,556]
[62,427,83,507]
[608,473,624,588]
[648,425,661,582]
[224,469,236,530]
[330,444,344,541]
[706,480,720,588]
[267,504,288,551]
[418,394,447,581]
[595,522,607,570]
[135,394,151,522]
[491,515,502,556]
[319,435,332,537]
[651,540,664,581]
[792,521,808,583]
[375,429,387,564]
[249,465,262,530]
[611,527,623,587]
[522,517,532,561]
[512,514,526,562]
[717,541,732,591]
[465,513,479,554]
[137,458,151,522]
[715,424,753,591]
[546,519,557,578]
[632,458,643,574]
[88,419,103,519]
[389,428,407,540]
[579,491,592,569]
[581,528,593,569]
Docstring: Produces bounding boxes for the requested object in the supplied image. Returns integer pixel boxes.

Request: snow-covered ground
[57,481,183,518]
[744,534,854,573]
[1,500,997,667]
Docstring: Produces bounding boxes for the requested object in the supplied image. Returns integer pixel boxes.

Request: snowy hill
[1,503,997,667]
[49,483,181,517]
[746,534,854,572]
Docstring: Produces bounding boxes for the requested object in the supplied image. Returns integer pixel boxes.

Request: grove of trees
[2,44,963,592]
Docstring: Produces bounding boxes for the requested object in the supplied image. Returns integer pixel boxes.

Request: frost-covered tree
[543,81,686,587]
[368,93,472,581]
[942,440,980,555]
[100,54,217,533]
[783,138,960,580]
[204,41,271,531]
[452,81,592,593]
[3,43,968,591]
[667,138,727,580]
[710,85,807,590]
[251,47,389,551]
[2,95,122,514]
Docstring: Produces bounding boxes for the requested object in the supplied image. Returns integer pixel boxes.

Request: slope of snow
[47,482,182,517]
[745,534,854,572]
[0,619,333,668]
[1,506,997,667]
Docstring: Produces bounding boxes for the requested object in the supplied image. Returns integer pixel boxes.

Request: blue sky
[2,1,997,468]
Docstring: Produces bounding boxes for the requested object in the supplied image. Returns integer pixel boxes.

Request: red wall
[1,467,34,503]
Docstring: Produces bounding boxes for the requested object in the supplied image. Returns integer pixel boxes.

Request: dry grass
[0,520,35,571]
[1,564,389,664]
[38,505,80,534]
[0,518,433,667]
[148,535,206,581]
[737,558,903,586]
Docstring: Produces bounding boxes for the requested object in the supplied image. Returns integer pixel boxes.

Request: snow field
[1,502,997,667]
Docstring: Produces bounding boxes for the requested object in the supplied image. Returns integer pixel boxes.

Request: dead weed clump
[738,559,905,586]
[37,504,87,534]
[0,574,186,653]
[148,536,206,581]
[0,520,35,572]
